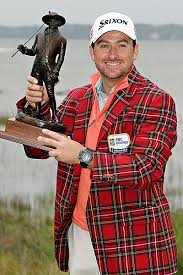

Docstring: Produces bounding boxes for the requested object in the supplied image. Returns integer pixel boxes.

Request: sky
[1,0,183,26]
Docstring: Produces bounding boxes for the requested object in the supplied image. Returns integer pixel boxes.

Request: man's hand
[38,129,86,164]
[26,76,49,108]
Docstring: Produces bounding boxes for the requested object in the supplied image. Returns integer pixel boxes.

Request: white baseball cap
[90,12,137,45]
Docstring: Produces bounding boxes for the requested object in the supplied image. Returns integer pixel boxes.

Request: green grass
[0,197,182,275]
[0,197,68,275]
[0,117,8,125]
[171,211,183,274]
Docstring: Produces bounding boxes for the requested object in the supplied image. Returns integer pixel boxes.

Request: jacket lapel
[97,84,137,145]
[97,65,145,144]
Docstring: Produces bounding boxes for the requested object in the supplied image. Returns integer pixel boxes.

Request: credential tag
[107,133,130,153]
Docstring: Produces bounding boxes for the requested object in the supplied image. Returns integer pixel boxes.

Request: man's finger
[27,90,43,97]
[38,136,58,148]
[42,129,66,141]
[49,149,60,158]
[28,83,44,92]
[26,75,38,84]
[26,96,43,103]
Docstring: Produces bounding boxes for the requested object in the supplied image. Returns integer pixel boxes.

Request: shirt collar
[95,78,104,94]
[91,71,129,95]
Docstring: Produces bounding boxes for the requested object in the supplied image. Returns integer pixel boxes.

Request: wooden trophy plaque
[0,118,54,151]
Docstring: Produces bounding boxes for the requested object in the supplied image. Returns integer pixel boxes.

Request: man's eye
[100,44,108,48]
[120,44,127,47]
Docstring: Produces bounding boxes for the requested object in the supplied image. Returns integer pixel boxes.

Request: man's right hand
[26,76,49,108]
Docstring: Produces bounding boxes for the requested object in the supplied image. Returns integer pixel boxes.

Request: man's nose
[108,45,119,59]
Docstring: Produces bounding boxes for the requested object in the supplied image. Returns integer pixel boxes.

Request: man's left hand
[38,129,85,164]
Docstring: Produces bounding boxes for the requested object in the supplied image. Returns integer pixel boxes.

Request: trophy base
[0,118,55,151]
[16,110,66,133]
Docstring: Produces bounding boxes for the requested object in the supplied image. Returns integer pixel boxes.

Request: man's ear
[133,44,139,61]
[89,45,95,61]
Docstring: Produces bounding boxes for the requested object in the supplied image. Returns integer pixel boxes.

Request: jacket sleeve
[91,92,177,190]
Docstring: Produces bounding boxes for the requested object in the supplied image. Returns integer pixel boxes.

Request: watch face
[79,148,93,168]
[82,151,92,162]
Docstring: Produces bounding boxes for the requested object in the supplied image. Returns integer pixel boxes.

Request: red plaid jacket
[17,66,177,274]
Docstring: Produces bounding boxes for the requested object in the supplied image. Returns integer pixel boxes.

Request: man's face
[89,31,138,81]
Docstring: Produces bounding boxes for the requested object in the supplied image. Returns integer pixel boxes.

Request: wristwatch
[78,148,94,168]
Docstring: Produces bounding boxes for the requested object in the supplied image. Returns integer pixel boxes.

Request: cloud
[1,0,183,26]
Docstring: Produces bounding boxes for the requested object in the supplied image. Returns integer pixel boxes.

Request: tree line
[0,24,183,40]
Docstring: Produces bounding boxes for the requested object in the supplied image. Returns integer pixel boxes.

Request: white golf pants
[68,223,101,275]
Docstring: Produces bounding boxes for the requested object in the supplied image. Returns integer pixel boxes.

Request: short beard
[95,62,133,80]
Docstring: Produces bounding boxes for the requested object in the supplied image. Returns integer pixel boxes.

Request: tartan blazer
[17,66,177,274]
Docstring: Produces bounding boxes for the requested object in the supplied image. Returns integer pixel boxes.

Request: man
[17,12,177,275]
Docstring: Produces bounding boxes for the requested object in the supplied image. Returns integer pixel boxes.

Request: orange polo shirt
[72,72,129,230]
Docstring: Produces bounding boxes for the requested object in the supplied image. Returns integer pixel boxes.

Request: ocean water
[0,38,182,209]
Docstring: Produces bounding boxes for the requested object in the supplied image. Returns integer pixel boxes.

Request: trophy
[0,12,67,151]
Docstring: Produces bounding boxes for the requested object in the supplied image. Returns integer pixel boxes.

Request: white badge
[107,133,130,153]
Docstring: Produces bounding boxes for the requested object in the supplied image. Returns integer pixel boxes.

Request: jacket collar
[97,66,145,143]
[74,66,145,145]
